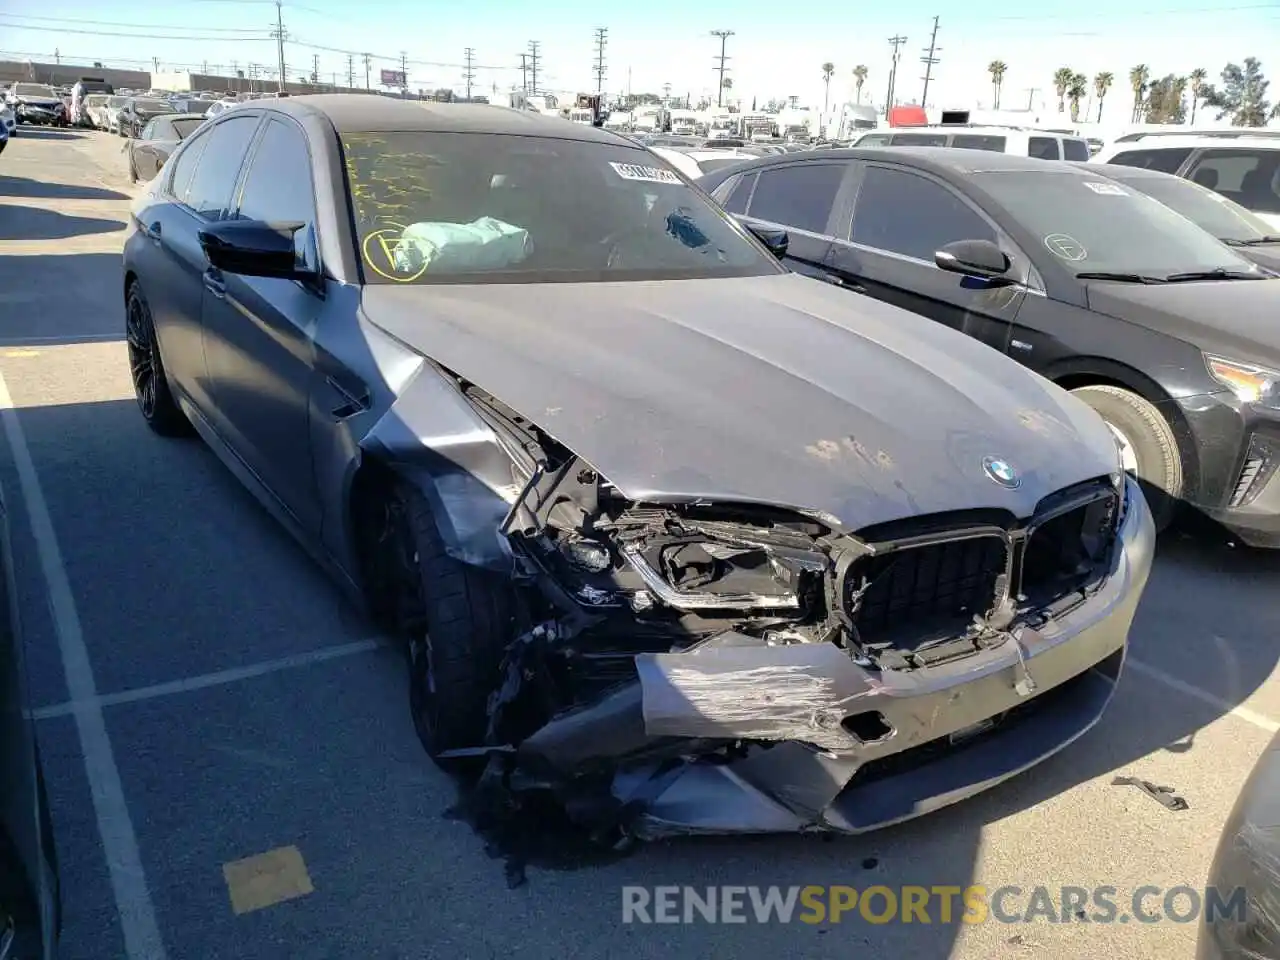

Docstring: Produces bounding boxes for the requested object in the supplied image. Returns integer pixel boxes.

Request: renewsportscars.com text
[621,884,1247,925]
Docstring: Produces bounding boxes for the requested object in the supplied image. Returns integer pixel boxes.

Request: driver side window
[851,165,996,261]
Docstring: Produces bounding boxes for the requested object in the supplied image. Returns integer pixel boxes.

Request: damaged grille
[846,534,1008,652]
[1020,483,1119,606]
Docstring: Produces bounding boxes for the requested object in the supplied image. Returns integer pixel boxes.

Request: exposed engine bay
[436,379,1144,881]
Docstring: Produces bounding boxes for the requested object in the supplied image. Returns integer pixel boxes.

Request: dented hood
[362,273,1116,529]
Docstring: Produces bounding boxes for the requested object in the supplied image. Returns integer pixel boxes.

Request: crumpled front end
[447,386,1156,842]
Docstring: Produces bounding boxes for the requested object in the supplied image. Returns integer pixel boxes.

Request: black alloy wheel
[125,283,189,436]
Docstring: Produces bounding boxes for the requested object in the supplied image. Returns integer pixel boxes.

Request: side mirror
[935,239,1013,283]
[199,220,308,279]
[739,219,789,259]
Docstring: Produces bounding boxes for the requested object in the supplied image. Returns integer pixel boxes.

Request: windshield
[133,98,174,112]
[13,84,56,98]
[973,170,1261,278]
[1117,174,1277,242]
[107,96,127,108]
[341,131,779,284]
[170,116,205,140]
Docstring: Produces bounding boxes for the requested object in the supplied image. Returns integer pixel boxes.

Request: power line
[463,46,475,100]
[0,19,271,42]
[885,34,907,116]
[710,29,733,107]
[920,15,941,107]
[593,27,607,94]
[527,40,541,94]
[0,13,264,33]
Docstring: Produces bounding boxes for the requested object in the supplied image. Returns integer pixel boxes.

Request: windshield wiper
[1233,235,1280,245]
[1162,268,1260,282]
[1074,272,1168,284]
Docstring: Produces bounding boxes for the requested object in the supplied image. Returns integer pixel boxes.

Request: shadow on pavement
[0,253,124,346]
[0,176,129,202]
[0,206,124,242]
[10,129,86,141]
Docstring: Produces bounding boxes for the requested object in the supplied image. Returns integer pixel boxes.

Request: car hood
[1085,278,1280,370]
[363,273,1117,530]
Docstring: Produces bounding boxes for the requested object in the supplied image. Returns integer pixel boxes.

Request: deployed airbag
[392,217,531,273]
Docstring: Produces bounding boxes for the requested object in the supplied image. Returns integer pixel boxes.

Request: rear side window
[1028,137,1060,160]
[167,130,210,202]
[857,133,892,146]
[182,115,259,219]
[1106,147,1191,173]
[952,134,1006,152]
[746,163,845,233]
[721,172,756,214]
[1186,149,1280,214]
[891,133,948,146]
[1062,138,1091,161]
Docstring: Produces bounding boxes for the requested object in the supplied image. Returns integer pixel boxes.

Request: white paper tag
[609,161,682,184]
[1083,180,1128,196]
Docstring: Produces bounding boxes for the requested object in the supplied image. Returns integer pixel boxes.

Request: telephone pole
[272,0,287,93]
[463,47,476,101]
[312,53,320,85]
[920,16,941,108]
[885,34,907,116]
[592,27,608,93]
[399,51,409,97]
[347,54,354,90]
[1025,87,1040,111]
[527,40,541,94]
[711,29,733,107]
[519,53,529,94]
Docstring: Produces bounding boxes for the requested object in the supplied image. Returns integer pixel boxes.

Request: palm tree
[1093,71,1113,122]
[1189,67,1208,124]
[1129,64,1149,123]
[821,61,835,112]
[1053,67,1074,113]
[853,65,868,104]
[1067,72,1088,121]
[988,60,1007,109]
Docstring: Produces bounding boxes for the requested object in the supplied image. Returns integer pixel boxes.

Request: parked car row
[2,83,67,127]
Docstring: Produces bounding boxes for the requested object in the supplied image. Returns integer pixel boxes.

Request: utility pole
[202,60,208,74]
[710,29,733,107]
[463,47,475,101]
[519,53,529,94]
[347,54,354,90]
[592,27,607,94]
[55,48,61,64]
[527,40,541,94]
[400,51,409,97]
[1025,87,1040,111]
[362,53,371,90]
[151,56,159,73]
[919,16,941,108]
[273,0,287,93]
[885,34,907,117]
[312,53,320,85]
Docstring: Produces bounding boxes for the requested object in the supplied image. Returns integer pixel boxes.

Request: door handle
[203,268,226,299]
[326,375,371,419]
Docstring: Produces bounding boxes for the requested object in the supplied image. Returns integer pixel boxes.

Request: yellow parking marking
[222,845,314,915]
[2,350,40,358]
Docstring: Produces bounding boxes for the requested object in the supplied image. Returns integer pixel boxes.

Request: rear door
[824,161,1029,350]
[1182,146,1280,226]
[735,161,854,280]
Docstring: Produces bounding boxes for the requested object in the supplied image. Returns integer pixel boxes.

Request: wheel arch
[1045,355,1202,501]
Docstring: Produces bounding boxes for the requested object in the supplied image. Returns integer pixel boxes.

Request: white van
[1092,135,1280,230]
[851,125,1092,161]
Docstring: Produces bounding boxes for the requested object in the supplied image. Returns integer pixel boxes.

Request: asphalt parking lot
[3,127,1280,960]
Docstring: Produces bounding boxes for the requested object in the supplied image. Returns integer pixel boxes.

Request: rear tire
[372,481,517,761]
[1071,384,1182,531]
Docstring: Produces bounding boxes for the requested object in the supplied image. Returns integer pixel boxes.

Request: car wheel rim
[1106,422,1140,474]
[125,293,157,418]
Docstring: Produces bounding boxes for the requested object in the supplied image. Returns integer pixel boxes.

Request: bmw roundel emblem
[982,457,1021,489]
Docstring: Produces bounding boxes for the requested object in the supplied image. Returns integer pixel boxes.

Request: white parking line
[31,638,382,719]
[1127,656,1280,733]
[0,371,168,960]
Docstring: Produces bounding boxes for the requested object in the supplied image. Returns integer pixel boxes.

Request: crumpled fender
[359,365,518,574]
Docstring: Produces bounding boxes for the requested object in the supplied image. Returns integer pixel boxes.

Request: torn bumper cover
[509,477,1155,838]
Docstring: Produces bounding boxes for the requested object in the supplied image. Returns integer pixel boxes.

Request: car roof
[1072,161,1181,180]
[885,125,1083,138]
[718,146,1097,177]
[1104,135,1280,151]
[260,93,625,145]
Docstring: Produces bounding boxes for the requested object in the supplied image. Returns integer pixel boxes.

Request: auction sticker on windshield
[1082,181,1128,196]
[609,162,682,184]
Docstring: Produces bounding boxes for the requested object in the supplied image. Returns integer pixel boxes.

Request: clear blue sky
[2,0,1277,114]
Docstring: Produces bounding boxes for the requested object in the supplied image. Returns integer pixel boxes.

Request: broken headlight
[558,536,612,573]
[620,537,818,612]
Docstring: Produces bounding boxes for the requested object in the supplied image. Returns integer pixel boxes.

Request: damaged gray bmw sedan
[122,94,1155,842]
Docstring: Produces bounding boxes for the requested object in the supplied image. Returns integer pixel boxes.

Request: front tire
[125,282,190,436]
[1071,384,1183,531]
[372,482,517,760]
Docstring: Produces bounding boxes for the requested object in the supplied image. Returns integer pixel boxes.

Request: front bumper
[16,104,62,125]
[521,477,1156,837]
[1177,392,1280,547]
